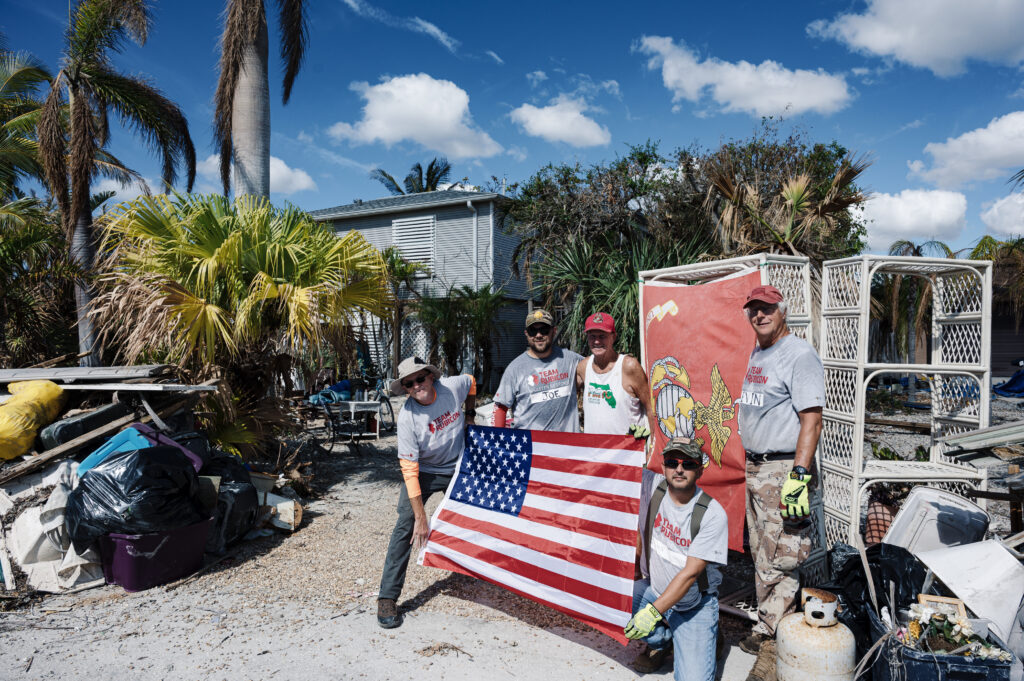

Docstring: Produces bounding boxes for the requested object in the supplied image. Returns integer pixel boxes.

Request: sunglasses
[745,303,779,318]
[526,324,553,337]
[663,457,701,471]
[401,373,429,389]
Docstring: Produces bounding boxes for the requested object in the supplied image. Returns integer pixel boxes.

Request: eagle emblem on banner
[650,358,735,466]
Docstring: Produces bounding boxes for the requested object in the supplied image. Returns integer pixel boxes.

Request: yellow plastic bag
[0,380,65,460]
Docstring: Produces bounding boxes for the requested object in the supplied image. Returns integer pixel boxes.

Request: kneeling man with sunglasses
[376,356,475,629]
[626,437,728,681]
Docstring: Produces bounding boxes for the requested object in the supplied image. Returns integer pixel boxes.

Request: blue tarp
[994,369,1024,397]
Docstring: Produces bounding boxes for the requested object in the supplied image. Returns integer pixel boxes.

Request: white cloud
[196,154,317,194]
[341,0,459,53]
[328,73,502,159]
[808,0,1024,77]
[269,157,317,193]
[506,146,528,162]
[93,176,156,211]
[635,36,852,117]
[526,70,548,87]
[600,80,621,98]
[981,193,1024,237]
[486,50,504,65]
[908,111,1024,188]
[510,95,611,147]
[863,189,967,251]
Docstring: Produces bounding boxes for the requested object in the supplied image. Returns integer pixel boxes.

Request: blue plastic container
[76,427,151,476]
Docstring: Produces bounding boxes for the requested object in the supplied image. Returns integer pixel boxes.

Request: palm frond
[276,0,307,103]
[369,167,405,195]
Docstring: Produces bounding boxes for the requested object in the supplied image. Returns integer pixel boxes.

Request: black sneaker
[738,631,769,655]
[377,598,402,629]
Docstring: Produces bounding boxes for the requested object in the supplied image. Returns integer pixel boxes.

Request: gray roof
[309,190,505,221]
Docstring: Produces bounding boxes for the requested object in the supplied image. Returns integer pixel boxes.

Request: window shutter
[392,215,434,271]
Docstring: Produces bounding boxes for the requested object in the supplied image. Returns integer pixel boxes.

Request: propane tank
[776,588,856,681]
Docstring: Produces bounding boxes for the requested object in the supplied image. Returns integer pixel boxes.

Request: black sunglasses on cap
[663,457,701,471]
[526,324,552,337]
[401,373,429,389]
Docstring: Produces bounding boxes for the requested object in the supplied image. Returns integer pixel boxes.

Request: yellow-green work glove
[780,472,812,518]
[624,603,663,640]
[628,423,651,440]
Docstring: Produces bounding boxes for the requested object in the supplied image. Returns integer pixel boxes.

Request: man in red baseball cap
[735,284,825,681]
[576,312,656,448]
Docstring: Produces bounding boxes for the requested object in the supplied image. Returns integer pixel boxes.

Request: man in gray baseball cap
[492,308,582,432]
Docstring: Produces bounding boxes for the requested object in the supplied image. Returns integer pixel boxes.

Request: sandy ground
[0,432,759,681]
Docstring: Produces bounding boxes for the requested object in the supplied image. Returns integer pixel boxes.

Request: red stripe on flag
[530,429,643,455]
[429,531,631,612]
[531,454,639,482]
[437,509,635,579]
[526,480,640,515]
[421,550,629,645]
[517,504,635,546]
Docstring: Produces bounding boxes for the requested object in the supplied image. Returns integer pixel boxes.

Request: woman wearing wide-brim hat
[376,356,476,629]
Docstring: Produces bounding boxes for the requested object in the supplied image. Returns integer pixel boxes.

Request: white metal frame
[819,255,993,549]
[638,254,829,584]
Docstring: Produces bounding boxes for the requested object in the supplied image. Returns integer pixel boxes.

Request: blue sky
[6,0,1024,252]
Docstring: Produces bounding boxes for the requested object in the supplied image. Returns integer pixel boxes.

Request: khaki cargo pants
[745,459,812,637]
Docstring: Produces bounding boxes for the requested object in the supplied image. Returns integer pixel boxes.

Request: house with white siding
[309,190,530,390]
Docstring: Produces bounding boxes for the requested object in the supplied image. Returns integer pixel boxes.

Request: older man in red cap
[735,285,824,681]
[576,312,656,444]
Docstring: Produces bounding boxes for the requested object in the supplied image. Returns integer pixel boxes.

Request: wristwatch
[790,465,809,478]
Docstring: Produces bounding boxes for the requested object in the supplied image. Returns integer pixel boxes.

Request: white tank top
[582,354,644,435]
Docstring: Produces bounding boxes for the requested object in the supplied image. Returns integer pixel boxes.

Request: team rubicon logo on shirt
[429,410,460,434]
[528,368,569,387]
[744,366,769,384]
[654,512,692,548]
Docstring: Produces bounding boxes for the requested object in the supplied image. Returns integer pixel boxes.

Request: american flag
[419,425,644,643]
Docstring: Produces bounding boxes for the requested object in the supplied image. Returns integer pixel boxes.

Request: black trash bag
[817,542,934,658]
[66,446,205,554]
[200,453,259,554]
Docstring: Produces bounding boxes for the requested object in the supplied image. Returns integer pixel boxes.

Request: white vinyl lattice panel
[825,263,862,309]
[937,272,983,315]
[825,368,858,415]
[765,263,808,316]
[938,324,983,364]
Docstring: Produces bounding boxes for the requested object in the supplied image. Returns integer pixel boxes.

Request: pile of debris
[0,362,305,605]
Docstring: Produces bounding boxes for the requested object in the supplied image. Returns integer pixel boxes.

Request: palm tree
[214,0,308,198]
[380,246,427,375]
[458,284,512,390]
[884,239,954,365]
[38,0,196,366]
[91,192,391,455]
[370,157,453,196]
[704,155,870,263]
[0,48,50,198]
[967,235,1024,328]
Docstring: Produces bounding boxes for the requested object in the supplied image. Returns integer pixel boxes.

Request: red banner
[641,271,759,552]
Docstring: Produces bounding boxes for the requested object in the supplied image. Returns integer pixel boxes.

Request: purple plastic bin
[131,422,204,472]
[98,517,214,592]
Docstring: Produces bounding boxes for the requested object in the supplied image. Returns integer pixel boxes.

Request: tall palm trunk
[232,21,270,198]
[71,207,99,366]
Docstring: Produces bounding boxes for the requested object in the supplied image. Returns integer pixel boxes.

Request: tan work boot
[745,639,776,681]
[631,644,671,673]
[738,631,769,654]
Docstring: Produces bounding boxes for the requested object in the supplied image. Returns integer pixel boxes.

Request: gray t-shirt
[494,347,582,432]
[639,470,728,611]
[737,334,825,454]
[397,375,474,474]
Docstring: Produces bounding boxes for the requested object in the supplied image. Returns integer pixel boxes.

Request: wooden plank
[0,381,216,486]
[0,525,14,591]
[26,351,90,369]
[864,417,931,433]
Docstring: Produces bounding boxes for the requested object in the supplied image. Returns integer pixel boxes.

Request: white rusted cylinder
[776,588,856,681]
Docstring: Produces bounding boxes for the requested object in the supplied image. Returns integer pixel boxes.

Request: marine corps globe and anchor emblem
[649,357,735,466]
